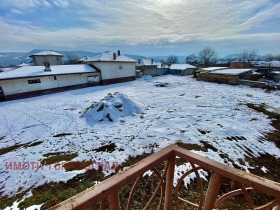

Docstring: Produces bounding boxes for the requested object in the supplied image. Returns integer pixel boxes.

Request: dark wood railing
[49,144,280,210]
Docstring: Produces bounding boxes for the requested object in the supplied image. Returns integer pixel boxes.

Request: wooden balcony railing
[49,144,280,210]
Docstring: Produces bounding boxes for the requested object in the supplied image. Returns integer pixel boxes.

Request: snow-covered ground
[0,75,280,202]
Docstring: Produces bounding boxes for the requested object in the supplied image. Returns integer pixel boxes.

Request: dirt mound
[84,92,142,124]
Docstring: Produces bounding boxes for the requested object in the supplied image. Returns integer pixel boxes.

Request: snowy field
[1,75,280,205]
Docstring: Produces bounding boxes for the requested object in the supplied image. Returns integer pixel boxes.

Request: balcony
[49,144,280,210]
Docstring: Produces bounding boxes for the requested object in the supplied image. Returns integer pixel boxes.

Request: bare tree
[166,55,178,66]
[185,54,198,66]
[238,49,258,62]
[198,47,218,67]
[263,53,275,62]
[159,59,167,65]
[238,49,258,66]
[275,54,280,61]
[65,52,80,64]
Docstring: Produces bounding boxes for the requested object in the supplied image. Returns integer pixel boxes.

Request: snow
[17,62,30,67]
[0,75,279,203]
[254,60,280,68]
[0,64,97,80]
[170,64,196,70]
[201,67,228,71]
[209,69,253,75]
[261,166,269,173]
[31,50,63,57]
[81,51,136,63]
[4,191,43,210]
[83,92,143,125]
[0,67,14,73]
[136,58,158,66]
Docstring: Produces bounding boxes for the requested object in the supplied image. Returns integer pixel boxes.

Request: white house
[169,64,197,75]
[136,58,169,76]
[136,58,158,76]
[81,51,136,84]
[30,50,64,66]
[0,64,100,100]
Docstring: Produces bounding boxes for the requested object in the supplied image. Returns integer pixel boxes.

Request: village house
[136,58,169,77]
[169,64,197,76]
[0,64,100,101]
[30,50,64,66]
[80,51,136,84]
[199,69,253,85]
[199,67,229,73]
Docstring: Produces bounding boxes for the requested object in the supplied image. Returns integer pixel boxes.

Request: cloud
[241,2,280,28]
[0,0,279,55]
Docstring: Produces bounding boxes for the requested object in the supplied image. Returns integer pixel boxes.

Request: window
[54,76,57,80]
[28,79,41,84]
[119,65,123,70]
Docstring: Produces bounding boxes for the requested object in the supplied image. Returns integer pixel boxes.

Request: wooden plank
[48,144,176,210]
[174,146,280,198]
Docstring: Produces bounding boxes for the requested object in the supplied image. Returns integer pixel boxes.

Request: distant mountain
[221,54,239,60]
[0,49,243,67]
[0,49,147,67]
[0,49,101,67]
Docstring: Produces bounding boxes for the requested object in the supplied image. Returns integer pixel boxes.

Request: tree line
[160,47,280,68]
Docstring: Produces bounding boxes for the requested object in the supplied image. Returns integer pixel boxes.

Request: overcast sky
[0,0,279,56]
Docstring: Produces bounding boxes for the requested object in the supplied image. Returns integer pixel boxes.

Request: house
[81,51,136,84]
[136,58,169,76]
[169,64,197,76]
[199,67,228,73]
[30,50,64,66]
[156,63,169,76]
[199,69,253,85]
[0,64,100,101]
[136,58,158,76]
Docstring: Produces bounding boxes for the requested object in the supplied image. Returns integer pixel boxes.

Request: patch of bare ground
[0,140,43,156]
[242,107,280,181]
[41,152,78,165]
[0,152,153,209]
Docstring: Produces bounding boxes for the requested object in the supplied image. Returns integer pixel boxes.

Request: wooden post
[99,199,106,210]
[203,172,222,210]
[108,191,120,210]
[164,154,175,210]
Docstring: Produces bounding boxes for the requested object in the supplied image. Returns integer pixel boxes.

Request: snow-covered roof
[81,51,136,63]
[30,50,63,57]
[0,64,98,80]
[136,58,158,66]
[201,67,228,71]
[253,60,280,68]
[209,69,252,75]
[17,62,30,67]
[78,56,88,62]
[170,64,196,70]
[270,60,280,67]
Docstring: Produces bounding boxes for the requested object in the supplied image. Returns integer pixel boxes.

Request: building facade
[169,64,197,76]
[0,64,100,100]
[30,50,64,66]
[81,51,136,84]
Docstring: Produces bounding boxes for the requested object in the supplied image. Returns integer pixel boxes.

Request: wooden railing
[49,144,280,210]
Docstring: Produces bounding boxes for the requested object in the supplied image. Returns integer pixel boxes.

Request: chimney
[113,53,116,60]
[138,59,140,64]
[117,50,121,56]
[151,59,153,64]
[43,62,51,71]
